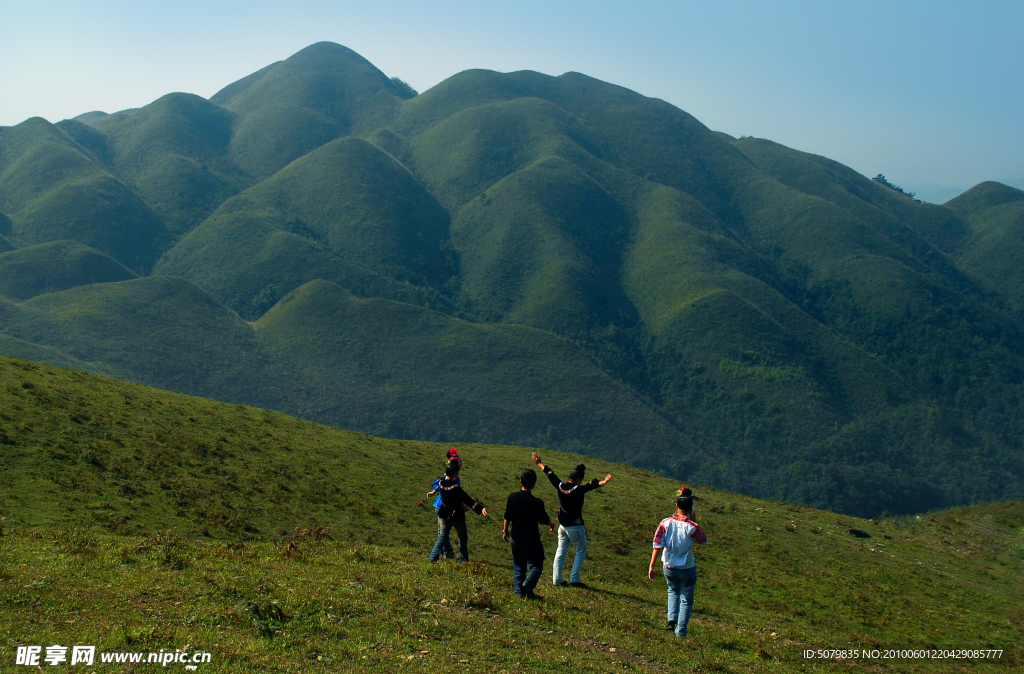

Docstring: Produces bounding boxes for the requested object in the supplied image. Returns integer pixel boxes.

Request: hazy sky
[2,0,1021,198]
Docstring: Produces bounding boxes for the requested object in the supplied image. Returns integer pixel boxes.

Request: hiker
[502,469,555,599]
[426,448,466,559]
[648,490,708,638]
[428,461,489,563]
[531,452,611,587]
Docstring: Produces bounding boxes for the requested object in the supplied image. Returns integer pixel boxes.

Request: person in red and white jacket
[648,490,708,638]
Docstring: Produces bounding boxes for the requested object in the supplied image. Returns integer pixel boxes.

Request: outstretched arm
[534,453,562,487]
[460,488,488,517]
[599,474,612,487]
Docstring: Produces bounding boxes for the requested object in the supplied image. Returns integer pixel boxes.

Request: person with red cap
[428,461,489,563]
[426,448,467,559]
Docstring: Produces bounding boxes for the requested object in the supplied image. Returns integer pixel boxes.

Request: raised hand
[599,474,612,487]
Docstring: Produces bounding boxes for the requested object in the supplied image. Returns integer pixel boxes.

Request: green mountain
[0,118,169,271]
[253,279,685,462]
[0,43,1022,518]
[154,136,457,318]
[68,93,247,234]
[0,276,280,404]
[0,357,1020,672]
[945,181,1024,320]
[211,42,411,180]
[0,240,137,301]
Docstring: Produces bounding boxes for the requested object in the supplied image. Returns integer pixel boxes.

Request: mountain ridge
[1,42,1022,517]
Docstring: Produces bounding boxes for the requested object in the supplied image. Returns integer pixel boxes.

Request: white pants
[553,524,587,584]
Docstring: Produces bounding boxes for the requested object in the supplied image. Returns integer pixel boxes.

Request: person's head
[448,447,459,460]
[676,495,694,516]
[519,468,537,491]
[445,461,460,478]
[567,463,587,484]
[676,485,693,500]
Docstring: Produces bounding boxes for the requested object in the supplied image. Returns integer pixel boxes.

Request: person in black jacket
[502,469,554,599]
[532,452,611,587]
[428,461,489,563]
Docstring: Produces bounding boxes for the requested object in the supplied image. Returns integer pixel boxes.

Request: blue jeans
[434,508,455,559]
[665,566,697,637]
[429,513,468,563]
[553,524,587,584]
[511,541,544,596]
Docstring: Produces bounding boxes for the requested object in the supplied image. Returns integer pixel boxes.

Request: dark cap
[568,463,587,481]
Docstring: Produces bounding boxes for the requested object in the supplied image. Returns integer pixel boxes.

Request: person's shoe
[525,590,543,600]
[569,581,588,588]
[555,581,570,587]
[665,620,677,631]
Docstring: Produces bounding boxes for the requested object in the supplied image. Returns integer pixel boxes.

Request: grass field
[0,356,1021,672]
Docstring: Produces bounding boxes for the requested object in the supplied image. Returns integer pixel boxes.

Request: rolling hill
[0,42,1022,518]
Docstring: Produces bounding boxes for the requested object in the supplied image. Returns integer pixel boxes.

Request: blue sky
[2,0,1021,200]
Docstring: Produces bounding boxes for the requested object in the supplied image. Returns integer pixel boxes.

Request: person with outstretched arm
[649,491,708,638]
[532,451,611,587]
[502,468,555,599]
[428,461,488,563]
[425,448,467,559]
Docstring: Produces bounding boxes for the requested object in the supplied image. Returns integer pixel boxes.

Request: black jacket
[543,466,601,526]
[436,477,485,520]
[503,490,551,554]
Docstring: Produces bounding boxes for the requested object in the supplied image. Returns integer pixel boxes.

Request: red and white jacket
[652,513,708,569]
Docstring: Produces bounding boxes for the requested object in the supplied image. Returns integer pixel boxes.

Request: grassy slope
[0,273,687,466]
[0,277,283,408]
[0,240,137,301]
[0,356,1020,673]
[253,279,686,462]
